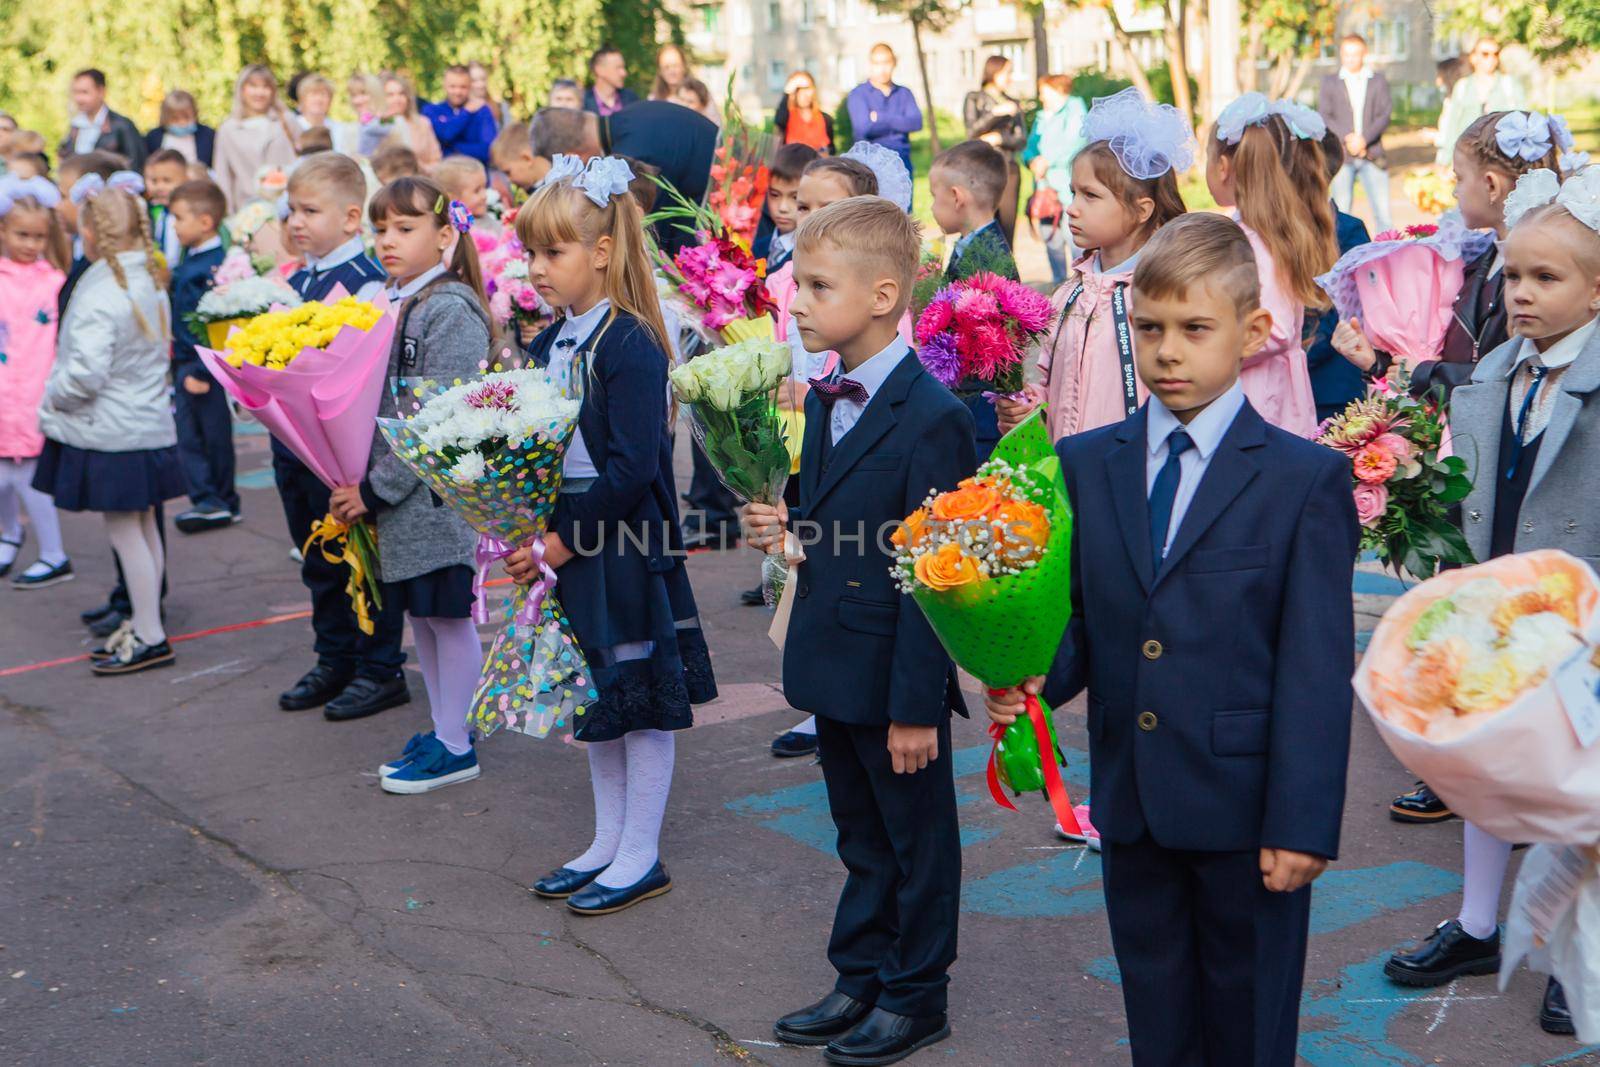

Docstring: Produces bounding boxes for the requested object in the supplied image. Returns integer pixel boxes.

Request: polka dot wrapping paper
[378,374,596,740]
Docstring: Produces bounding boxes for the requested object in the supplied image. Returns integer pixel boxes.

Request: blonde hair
[381,72,421,120]
[288,151,368,209]
[348,73,384,110]
[516,178,671,384]
[1513,202,1600,275]
[431,155,484,200]
[231,64,286,121]
[1,194,71,273]
[1212,115,1338,309]
[795,196,922,312]
[491,122,531,168]
[81,188,167,338]
[298,74,335,105]
[1132,212,1261,316]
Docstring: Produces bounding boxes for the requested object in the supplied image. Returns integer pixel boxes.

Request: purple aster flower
[918,332,963,387]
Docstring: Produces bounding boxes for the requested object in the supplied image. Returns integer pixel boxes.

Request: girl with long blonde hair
[508,155,716,915]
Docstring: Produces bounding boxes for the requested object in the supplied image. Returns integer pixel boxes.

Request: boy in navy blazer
[988,214,1359,1066]
[743,197,976,1065]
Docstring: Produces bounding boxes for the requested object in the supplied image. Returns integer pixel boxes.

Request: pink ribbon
[474,535,556,626]
[981,390,1030,403]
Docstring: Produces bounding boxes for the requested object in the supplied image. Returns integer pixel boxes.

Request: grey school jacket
[1449,327,1600,568]
[365,278,488,583]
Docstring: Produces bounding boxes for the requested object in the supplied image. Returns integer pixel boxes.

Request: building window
[731,1,751,34]
[837,55,858,88]
[698,3,722,36]
[768,0,783,30]
[959,48,976,81]
[800,0,815,29]
[768,60,788,91]
[1369,17,1410,61]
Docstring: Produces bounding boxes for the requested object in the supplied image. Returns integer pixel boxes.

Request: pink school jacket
[1238,219,1318,439]
[0,257,65,459]
[1035,251,1149,441]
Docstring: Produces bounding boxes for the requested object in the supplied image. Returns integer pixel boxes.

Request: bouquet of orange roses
[892,413,1082,832]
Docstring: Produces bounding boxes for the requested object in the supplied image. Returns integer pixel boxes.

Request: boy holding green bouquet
[742,197,975,1064]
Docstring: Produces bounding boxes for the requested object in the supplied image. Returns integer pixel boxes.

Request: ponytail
[1217,116,1338,309]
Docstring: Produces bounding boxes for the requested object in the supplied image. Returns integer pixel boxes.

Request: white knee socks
[1457,821,1514,939]
[0,458,65,567]
[408,614,482,756]
[104,510,165,644]
[568,739,627,872]
[566,729,678,886]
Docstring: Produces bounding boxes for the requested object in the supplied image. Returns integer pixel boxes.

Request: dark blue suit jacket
[782,350,976,727]
[169,244,228,383]
[1044,401,1359,859]
[1306,208,1372,416]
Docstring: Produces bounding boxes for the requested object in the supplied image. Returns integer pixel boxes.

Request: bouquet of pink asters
[914,272,1053,400]
[476,211,551,339]
[1318,367,1474,578]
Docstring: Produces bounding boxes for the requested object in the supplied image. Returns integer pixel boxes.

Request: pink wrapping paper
[196,294,396,489]
[1355,551,1600,844]
[1354,246,1467,370]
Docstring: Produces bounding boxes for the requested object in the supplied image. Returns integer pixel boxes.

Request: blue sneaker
[380,738,481,794]
[379,731,436,776]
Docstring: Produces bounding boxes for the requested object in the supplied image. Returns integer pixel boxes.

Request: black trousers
[1100,835,1312,1067]
[815,715,960,1017]
[173,383,239,514]
[273,454,405,680]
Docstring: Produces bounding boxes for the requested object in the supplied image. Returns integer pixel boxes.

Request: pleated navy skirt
[381,564,477,619]
[33,439,186,513]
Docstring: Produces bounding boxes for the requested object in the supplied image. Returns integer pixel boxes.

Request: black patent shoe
[1390,781,1455,823]
[90,637,174,676]
[81,600,116,626]
[279,662,355,711]
[11,558,73,588]
[824,1008,950,1066]
[1541,977,1576,1035]
[566,861,671,915]
[774,992,873,1046]
[1384,919,1501,987]
[323,675,410,721]
[88,610,127,638]
[530,866,604,899]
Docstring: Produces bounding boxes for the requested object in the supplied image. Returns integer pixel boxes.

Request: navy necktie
[1148,428,1194,570]
[809,375,869,407]
[1506,364,1548,481]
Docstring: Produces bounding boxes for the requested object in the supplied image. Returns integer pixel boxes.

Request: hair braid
[136,203,169,291]
[88,194,157,340]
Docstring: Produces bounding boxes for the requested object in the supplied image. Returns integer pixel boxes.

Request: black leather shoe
[87,610,127,638]
[90,637,175,676]
[324,675,411,721]
[1390,781,1455,823]
[774,992,873,1046]
[279,663,355,711]
[1541,977,1576,1035]
[11,558,73,588]
[566,861,671,915]
[740,585,765,606]
[1383,919,1501,987]
[81,600,116,626]
[824,1007,950,1066]
[530,866,604,900]
[772,730,819,758]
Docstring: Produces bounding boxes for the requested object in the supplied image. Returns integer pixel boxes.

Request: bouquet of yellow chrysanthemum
[198,293,397,633]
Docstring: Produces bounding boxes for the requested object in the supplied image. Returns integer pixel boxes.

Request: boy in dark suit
[987,213,1359,1066]
[166,180,237,533]
[743,196,976,1066]
[931,139,1018,461]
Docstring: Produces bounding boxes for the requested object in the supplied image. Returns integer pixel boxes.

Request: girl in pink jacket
[0,178,70,586]
[997,90,1193,441]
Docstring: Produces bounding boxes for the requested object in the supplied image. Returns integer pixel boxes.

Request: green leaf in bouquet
[1437,472,1473,506]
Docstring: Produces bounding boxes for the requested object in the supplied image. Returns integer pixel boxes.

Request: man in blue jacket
[422,66,497,166]
[846,44,924,181]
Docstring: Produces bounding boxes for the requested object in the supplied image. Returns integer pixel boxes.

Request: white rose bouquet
[669,337,794,603]
[378,370,595,740]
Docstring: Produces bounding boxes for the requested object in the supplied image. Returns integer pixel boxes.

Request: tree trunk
[1032,5,1050,79]
[1104,4,1158,101]
[1194,0,1212,123]
[1241,19,1264,94]
[1283,45,1319,99]
[1268,51,1294,97]
[1162,2,1194,122]
[911,14,941,155]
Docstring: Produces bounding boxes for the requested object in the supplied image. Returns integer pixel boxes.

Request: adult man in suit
[1319,34,1393,232]
[60,69,146,171]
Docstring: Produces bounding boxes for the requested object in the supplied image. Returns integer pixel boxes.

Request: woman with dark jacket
[963,55,1027,244]
[774,71,833,154]
[143,91,216,168]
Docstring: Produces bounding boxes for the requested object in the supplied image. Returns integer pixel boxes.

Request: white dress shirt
[550,298,613,478]
[1340,68,1373,137]
[826,337,909,445]
[309,235,385,301]
[184,235,223,259]
[1145,380,1247,557]
[1507,316,1598,441]
[71,107,107,155]
[383,261,447,304]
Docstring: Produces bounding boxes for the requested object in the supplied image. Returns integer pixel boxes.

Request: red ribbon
[985,690,1082,837]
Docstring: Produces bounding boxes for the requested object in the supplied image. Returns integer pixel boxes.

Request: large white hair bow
[537,153,587,191]
[573,156,636,207]
[0,174,63,212]
[1215,92,1326,145]
[68,170,145,206]
[1082,87,1196,180]
[1496,111,1556,163]
[842,140,913,213]
[1504,165,1600,234]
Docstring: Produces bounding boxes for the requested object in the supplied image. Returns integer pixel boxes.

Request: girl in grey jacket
[330,177,491,795]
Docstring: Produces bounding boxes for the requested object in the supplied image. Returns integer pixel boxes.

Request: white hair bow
[572,155,636,207]
[1504,165,1600,233]
[537,153,587,191]
[0,174,63,212]
[1082,87,1196,180]
[1495,112,1555,163]
[68,169,146,206]
[1215,92,1325,144]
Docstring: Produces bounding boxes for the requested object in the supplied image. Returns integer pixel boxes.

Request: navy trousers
[273,454,405,680]
[1100,835,1311,1066]
[174,384,239,514]
[815,715,960,1017]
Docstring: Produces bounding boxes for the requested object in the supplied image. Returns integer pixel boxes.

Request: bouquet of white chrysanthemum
[187,248,303,348]
[379,370,593,740]
[669,337,793,604]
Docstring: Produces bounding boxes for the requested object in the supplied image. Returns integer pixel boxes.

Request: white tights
[0,458,66,567]
[103,510,165,644]
[1457,821,1514,940]
[568,729,677,888]
[408,614,482,756]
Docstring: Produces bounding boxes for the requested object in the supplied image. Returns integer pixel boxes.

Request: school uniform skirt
[552,487,717,743]
[381,564,477,619]
[33,439,186,513]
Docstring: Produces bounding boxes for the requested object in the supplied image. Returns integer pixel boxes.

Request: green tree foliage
[0,0,675,144]
[1440,0,1600,65]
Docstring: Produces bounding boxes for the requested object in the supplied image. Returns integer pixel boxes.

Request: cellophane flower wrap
[197,293,392,633]
[1355,549,1600,843]
[1318,366,1474,578]
[914,272,1053,399]
[377,370,597,739]
[478,210,553,332]
[706,95,775,243]
[1316,213,1494,368]
[186,246,303,349]
[647,176,777,342]
[669,337,793,604]
[892,412,1082,832]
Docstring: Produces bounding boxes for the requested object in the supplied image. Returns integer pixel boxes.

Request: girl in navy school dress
[508,155,716,916]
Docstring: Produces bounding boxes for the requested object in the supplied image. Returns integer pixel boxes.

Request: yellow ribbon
[304,513,377,635]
